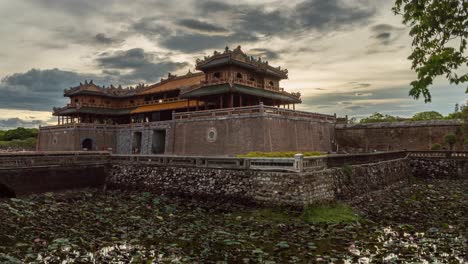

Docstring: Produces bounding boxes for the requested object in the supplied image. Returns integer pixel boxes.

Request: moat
[1,178,466,263]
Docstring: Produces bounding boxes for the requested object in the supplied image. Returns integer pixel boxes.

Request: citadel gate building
[38,46,337,155]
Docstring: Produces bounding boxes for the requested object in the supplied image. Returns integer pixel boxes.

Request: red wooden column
[239,94,243,107]
[230,93,234,108]
[219,95,223,108]
[186,99,190,111]
[196,99,199,111]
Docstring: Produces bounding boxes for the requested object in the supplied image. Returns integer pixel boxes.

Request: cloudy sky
[0,0,466,129]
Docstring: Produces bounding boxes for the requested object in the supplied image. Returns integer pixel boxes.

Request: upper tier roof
[195,46,288,79]
[140,71,204,95]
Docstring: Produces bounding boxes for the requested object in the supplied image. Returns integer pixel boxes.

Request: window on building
[130,100,135,104]
[249,77,255,82]
[75,99,79,103]
[236,72,243,79]
[90,99,95,103]
[269,81,274,86]
[213,72,221,79]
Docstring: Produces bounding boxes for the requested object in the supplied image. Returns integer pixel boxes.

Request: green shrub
[302,203,360,224]
[444,133,457,150]
[341,164,353,176]
[236,151,325,158]
[431,143,441,150]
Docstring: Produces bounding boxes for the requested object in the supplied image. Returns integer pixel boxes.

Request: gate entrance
[152,130,166,154]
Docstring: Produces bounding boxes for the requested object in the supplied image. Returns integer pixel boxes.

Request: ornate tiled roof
[195,46,288,79]
[63,80,148,98]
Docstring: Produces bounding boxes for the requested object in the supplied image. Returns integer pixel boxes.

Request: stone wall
[410,158,468,179]
[336,120,465,152]
[171,114,335,156]
[108,157,410,207]
[37,126,117,152]
[39,113,335,156]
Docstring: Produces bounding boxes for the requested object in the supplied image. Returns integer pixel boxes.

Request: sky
[0,0,466,129]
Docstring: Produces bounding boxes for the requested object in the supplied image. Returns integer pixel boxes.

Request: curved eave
[64,90,137,98]
[53,107,135,116]
[180,84,301,104]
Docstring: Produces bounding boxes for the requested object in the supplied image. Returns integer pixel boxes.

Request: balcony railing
[173,104,336,121]
[53,97,185,114]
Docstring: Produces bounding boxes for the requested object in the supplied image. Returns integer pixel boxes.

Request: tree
[393,0,468,102]
[2,128,38,141]
[411,111,444,121]
[360,112,399,123]
[444,133,457,150]
[446,103,468,119]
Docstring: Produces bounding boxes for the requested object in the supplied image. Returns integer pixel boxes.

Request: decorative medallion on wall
[206,127,217,143]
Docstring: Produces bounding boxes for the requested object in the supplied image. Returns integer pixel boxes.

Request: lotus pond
[0,179,466,263]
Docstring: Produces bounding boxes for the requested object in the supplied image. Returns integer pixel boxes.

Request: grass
[236,151,325,158]
[302,203,360,224]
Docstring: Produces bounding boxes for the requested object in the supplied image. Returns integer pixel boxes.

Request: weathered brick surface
[108,158,411,207]
[336,120,464,152]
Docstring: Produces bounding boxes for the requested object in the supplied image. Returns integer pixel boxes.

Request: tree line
[0,128,38,150]
[358,104,467,124]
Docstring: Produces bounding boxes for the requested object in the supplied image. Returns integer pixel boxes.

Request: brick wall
[336,120,465,152]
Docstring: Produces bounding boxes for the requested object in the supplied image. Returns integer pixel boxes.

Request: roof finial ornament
[225,46,229,53]
[84,80,88,85]
[79,82,83,86]
[89,80,93,84]
[236,45,241,50]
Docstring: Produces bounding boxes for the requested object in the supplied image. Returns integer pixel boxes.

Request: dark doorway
[0,183,15,198]
[132,132,142,154]
[152,130,166,154]
[82,138,93,150]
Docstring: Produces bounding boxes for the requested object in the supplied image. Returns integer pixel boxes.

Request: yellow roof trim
[131,100,203,114]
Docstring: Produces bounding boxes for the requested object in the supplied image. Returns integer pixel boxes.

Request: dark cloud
[132,17,172,37]
[159,33,258,53]
[0,53,187,112]
[95,48,189,83]
[94,33,122,45]
[248,48,280,60]
[130,0,378,53]
[177,19,228,33]
[347,82,372,89]
[295,0,376,31]
[0,118,47,130]
[369,23,405,47]
[355,92,373,96]
[344,105,365,110]
[0,69,89,111]
[376,32,391,40]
